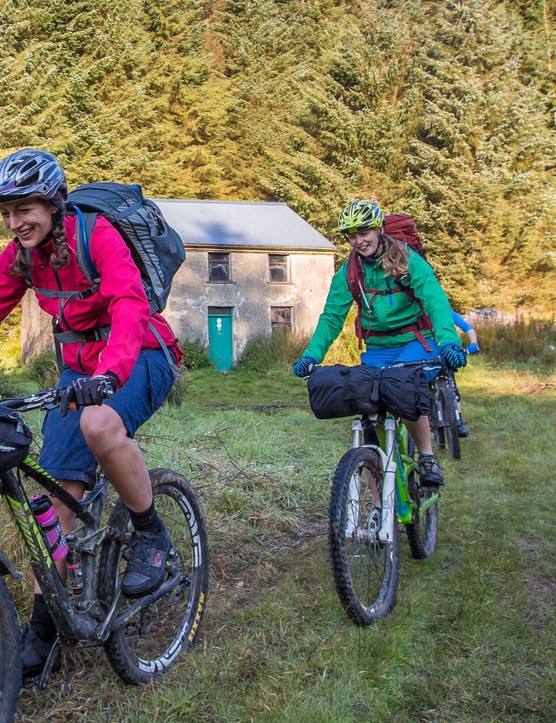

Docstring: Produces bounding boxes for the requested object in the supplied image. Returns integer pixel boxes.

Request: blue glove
[439,343,467,371]
[292,356,318,378]
[466,343,480,354]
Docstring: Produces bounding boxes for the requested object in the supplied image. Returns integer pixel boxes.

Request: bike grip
[98,380,114,399]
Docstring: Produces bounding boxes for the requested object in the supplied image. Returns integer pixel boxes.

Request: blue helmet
[0,149,67,203]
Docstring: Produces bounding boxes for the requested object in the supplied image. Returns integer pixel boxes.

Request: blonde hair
[379,234,409,278]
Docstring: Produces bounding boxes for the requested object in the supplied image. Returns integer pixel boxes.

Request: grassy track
[5,360,555,721]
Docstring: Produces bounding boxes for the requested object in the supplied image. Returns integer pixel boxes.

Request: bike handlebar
[0,385,114,413]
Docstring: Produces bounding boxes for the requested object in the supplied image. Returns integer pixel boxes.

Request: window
[271,306,292,330]
[208,253,230,281]
[268,254,289,282]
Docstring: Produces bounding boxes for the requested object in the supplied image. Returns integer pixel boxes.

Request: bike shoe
[121,526,172,598]
[418,455,445,488]
[458,420,469,438]
[21,626,60,680]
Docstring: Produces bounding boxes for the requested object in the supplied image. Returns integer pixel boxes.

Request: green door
[208,307,233,372]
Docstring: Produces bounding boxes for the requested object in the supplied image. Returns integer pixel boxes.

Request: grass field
[3,359,555,722]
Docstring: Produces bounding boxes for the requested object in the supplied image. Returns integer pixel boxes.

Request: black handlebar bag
[307,364,430,421]
[0,406,33,472]
[307,365,382,419]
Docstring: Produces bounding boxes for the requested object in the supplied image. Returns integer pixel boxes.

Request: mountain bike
[325,360,440,626]
[0,387,209,722]
[429,361,462,460]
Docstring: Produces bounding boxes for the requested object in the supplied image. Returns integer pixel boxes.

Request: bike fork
[349,418,397,545]
[378,418,397,545]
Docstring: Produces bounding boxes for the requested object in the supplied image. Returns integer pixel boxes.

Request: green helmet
[338,200,384,235]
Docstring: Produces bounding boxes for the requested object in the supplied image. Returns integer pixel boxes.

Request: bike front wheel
[329,447,400,625]
[0,575,21,722]
[98,468,209,685]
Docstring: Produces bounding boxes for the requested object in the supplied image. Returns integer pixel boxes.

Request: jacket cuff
[103,370,121,390]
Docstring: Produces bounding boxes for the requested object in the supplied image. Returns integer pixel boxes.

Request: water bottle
[30,495,68,561]
[66,544,83,595]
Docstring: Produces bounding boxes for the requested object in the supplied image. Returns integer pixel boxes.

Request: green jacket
[304,249,460,362]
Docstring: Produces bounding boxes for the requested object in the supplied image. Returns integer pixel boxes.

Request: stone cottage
[21,199,336,372]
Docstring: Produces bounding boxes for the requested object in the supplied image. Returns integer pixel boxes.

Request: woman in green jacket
[293,200,466,487]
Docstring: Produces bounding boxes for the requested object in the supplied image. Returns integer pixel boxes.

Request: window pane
[271,306,292,330]
[269,254,288,282]
[209,253,230,281]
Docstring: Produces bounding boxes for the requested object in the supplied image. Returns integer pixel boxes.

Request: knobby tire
[98,469,209,685]
[440,383,461,460]
[329,447,400,625]
[0,575,21,723]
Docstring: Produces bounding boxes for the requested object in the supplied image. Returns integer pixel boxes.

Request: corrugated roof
[151,199,336,251]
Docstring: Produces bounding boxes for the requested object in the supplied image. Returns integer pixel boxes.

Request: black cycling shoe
[21,626,60,680]
[418,455,445,488]
[121,526,172,598]
[458,420,469,437]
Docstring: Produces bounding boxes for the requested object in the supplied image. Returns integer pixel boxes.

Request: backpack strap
[72,205,100,285]
[346,249,434,351]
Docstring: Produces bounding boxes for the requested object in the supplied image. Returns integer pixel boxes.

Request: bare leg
[79,404,152,512]
[402,415,433,455]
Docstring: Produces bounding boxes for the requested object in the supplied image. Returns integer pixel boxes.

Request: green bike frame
[354,414,439,545]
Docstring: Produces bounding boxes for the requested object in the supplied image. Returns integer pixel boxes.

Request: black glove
[59,375,117,417]
[439,343,467,371]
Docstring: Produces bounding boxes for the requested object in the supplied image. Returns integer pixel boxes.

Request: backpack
[66,182,185,314]
[346,213,433,351]
[27,182,184,376]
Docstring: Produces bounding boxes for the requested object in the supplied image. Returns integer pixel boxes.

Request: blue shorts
[361,340,440,381]
[39,349,175,488]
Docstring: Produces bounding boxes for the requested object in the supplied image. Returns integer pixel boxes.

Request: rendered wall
[22,248,336,364]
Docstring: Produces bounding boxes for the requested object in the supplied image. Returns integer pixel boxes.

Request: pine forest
[0,0,555,313]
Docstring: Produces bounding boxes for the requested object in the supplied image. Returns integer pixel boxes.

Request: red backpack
[346,214,433,351]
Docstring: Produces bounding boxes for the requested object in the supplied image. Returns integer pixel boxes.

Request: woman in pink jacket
[0,149,183,679]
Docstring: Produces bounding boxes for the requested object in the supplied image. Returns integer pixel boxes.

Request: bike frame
[0,459,116,644]
[351,414,439,545]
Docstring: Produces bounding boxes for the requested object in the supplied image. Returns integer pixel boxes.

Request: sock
[30,594,56,643]
[129,501,162,536]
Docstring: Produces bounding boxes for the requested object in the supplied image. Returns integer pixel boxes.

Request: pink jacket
[0,215,183,386]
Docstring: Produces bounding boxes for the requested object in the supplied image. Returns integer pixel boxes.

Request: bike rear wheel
[440,383,461,460]
[0,575,21,722]
[406,483,438,559]
[98,469,209,685]
[329,447,400,625]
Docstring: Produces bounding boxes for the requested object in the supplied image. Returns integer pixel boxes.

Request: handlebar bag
[378,366,431,420]
[307,364,382,419]
[307,364,430,421]
[0,406,33,472]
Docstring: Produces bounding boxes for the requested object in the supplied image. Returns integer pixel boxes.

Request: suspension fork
[378,418,397,544]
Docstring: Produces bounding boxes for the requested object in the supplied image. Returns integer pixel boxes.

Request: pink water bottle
[30,495,68,561]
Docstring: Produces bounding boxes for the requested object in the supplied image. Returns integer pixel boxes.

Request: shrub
[179,338,212,370]
[0,365,24,398]
[476,319,555,370]
[27,351,59,388]
[236,328,310,371]
[165,369,190,406]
